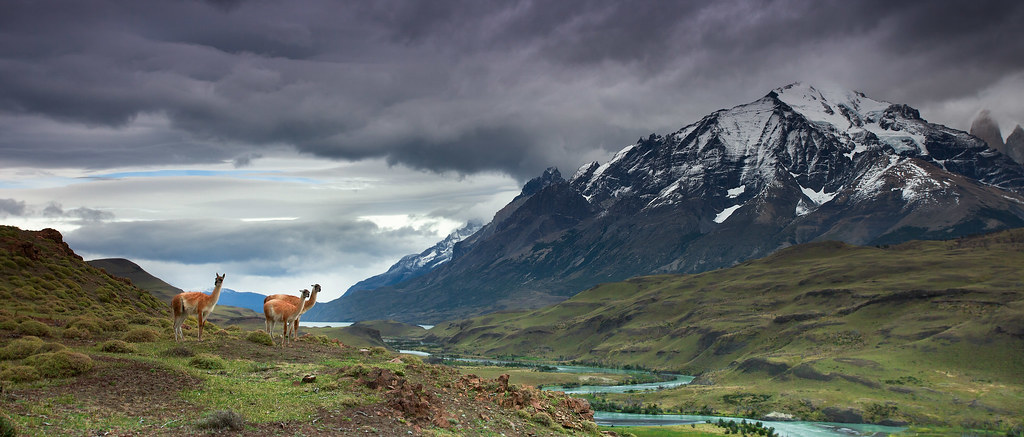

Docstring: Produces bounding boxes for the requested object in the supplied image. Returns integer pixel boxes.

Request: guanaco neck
[208,280,224,306]
[302,289,318,312]
[293,294,308,320]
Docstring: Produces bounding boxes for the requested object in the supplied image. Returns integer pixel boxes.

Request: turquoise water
[595,412,907,437]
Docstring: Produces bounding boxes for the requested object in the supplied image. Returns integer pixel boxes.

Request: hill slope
[1,227,167,319]
[86,258,266,326]
[0,225,597,436]
[327,83,1024,323]
[432,229,1024,425]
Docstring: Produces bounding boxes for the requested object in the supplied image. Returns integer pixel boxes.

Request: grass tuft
[15,320,50,337]
[24,350,94,378]
[194,409,245,431]
[0,413,16,437]
[0,365,41,382]
[122,327,160,343]
[0,336,44,360]
[99,340,137,354]
[245,330,274,346]
[189,353,225,370]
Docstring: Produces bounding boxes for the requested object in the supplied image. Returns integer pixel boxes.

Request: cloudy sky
[2,0,1023,302]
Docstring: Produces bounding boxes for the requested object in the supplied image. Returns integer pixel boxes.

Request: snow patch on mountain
[714,204,742,223]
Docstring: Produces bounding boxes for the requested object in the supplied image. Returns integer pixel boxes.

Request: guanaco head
[215,273,226,285]
[300,289,310,299]
[311,284,321,294]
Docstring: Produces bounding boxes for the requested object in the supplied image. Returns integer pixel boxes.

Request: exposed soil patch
[4,355,203,433]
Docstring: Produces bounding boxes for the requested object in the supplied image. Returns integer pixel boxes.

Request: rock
[822,406,865,423]
[763,411,797,421]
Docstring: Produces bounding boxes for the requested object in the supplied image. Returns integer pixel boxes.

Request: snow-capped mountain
[303,221,482,321]
[323,83,1024,323]
[349,221,482,294]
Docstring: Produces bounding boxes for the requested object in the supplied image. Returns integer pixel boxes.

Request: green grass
[180,360,370,422]
[434,229,1024,428]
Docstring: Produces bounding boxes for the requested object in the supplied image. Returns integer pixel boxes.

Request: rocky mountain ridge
[317,83,1024,323]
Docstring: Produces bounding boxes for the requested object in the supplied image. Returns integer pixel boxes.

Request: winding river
[421,354,907,437]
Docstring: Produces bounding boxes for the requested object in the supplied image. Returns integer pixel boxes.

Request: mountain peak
[1004,124,1024,164]
[521,167,564,197]
[970,109,1006,152]
[772,82,892,129]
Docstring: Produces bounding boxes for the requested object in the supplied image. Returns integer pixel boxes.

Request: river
[594,412,907,437]
[417,354,907,437]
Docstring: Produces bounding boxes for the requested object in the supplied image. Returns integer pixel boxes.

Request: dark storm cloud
[42,202,115,222]
[0,198,26,217]
[1,0,1022,179]
[64,218,435,276]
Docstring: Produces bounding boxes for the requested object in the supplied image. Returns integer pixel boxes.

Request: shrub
[343,364,372,378]
[36,342,67,354]
[189,353,225,370]
[532,411,555,427]
[15,320,50,337]
[225,325,241,332]
[99,340,136,354]
[581,420,600,435]
[127,314,152,325]
[0,336,44,360]
[194,409,244,430]
[122,328,160,343]
[246,330,274,346]
[106,318,129,332]
[0,365,41,383]
[370,346,389,357]
[0,319,17,331]
[160,345,195,358]
[25,350,94,378]
[67,316,104,334]
[61,326,91,340]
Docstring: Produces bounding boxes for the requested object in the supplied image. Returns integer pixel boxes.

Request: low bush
[25,350,94,378]
[246,330,274,346]
[189,353,225,370]
[122,328,160,343]
[0,336,44,360]
[194,409,244,430]
[99,340,136,354]
[532,411,554,427]
[106,318,129,332]
[0,365,41,382]
[16,320,50,337]
[68,317,104,334]
[36,342,67,354]
[61,326,91,340]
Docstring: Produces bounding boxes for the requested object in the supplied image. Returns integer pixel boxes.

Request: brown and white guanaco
[263,284,320,341]
[264,288,310,346]
[171,273,225,342]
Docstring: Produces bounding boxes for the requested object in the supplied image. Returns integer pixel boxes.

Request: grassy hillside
[431,229,1024,429]
[86,257,269,329]
[0,226,598,435]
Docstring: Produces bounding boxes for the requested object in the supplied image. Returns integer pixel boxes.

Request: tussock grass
[24,350,93,378]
